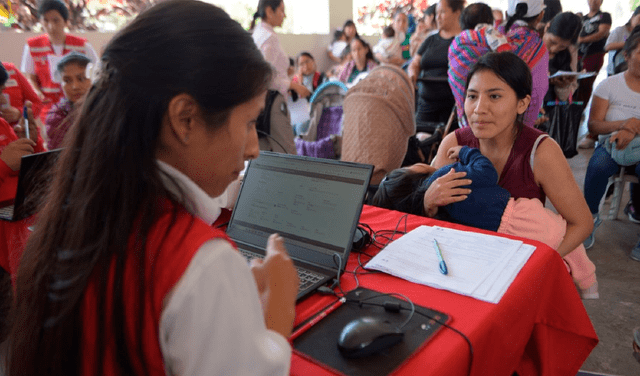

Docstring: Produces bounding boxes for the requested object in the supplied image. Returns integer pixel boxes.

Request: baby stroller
[295,81,348,159]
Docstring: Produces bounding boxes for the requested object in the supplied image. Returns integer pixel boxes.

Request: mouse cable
[350,299,474,376]
[411,308,473,376]
[346,292,416,330]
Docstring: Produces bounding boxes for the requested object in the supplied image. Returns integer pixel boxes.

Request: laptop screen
[226,152,373,270]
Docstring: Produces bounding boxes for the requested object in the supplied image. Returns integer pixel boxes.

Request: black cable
[412,309,473,375]
[346,297,474,376]
[256,129,289,153]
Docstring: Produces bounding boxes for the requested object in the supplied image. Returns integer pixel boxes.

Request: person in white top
[5,1,299,375]
[250,0,309,155]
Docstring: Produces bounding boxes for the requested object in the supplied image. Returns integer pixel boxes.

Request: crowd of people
[0,0,639,373]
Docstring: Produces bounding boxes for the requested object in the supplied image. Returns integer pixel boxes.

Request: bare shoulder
[533,136,573,183]
[432,132,459,168]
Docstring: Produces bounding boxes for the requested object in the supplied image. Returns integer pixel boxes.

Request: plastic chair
[599,167,639,220]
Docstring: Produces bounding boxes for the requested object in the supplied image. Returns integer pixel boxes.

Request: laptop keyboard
[0,206,14,220]
[239,248,325,292]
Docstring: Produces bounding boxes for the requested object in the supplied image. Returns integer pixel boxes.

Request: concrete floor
[559,145,640,375]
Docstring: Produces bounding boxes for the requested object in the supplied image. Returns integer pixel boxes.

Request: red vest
[27,34,88,120]
[81,202,234,375]
[1,62,43,121]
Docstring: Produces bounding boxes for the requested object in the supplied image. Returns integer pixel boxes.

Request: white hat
[506,0,545,18]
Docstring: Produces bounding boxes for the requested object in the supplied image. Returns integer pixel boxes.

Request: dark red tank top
[455,126,548,202]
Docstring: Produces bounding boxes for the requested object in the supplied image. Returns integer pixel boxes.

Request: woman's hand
[549,75,575,88]
[623,118,640,134]
[422,168,471,217]
[13,102,39,144]
[250,234,299,338]
[610,128,637,150]
[0,105,21,124]
[0,138,36,171]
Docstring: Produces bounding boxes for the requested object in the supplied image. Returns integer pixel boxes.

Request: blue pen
[22,106,29,140]
[433,239,448,275]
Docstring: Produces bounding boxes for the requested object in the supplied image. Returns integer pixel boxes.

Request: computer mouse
[337,316,404,358]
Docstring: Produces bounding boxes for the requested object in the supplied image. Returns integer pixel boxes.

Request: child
[372,25,397,61]
[45,53,92,149]
[327,28,348,64]
[372,146,598,299]
[292,52,326,99]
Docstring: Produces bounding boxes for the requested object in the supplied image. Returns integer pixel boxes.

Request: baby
[372,25,397,61]
[372,146,598,299]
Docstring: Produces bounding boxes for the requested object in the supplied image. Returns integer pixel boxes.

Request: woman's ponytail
[505,2,528,32]
[250,11,259,30]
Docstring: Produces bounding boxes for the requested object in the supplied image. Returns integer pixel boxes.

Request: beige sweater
[341,64,416,185]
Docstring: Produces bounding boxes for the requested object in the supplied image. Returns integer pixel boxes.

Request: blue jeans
[583,144,640,214]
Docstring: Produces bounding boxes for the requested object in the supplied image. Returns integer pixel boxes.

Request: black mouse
[337,316,404,358]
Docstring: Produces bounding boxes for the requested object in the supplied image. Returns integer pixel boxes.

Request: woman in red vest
[20,0,98,123]
[7,1,299,375]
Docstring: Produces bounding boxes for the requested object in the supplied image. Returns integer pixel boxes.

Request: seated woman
[430,51,593,259]
[337,36,378,85]
[408,0,463,127]
[582,26,640,260]
[45,52,92,149]
[371,146,598,299]
[542,12,582,103]
[6,2,298,374]
[604,7,640,76]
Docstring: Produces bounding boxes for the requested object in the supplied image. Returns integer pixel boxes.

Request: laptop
[0,149,62,222]
[226,152,373,301]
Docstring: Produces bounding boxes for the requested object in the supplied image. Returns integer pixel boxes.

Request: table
[290,205,598,376]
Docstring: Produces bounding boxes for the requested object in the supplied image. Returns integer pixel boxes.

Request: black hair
[250,0,283,30]
[383,25,395,38]
[8,1,272,375]
[425,3,437,17]
[624,25,640,57]
[333,28,345,41]
[288,57,295,67]
[546,12,581,44]
[351,35,375,63]
[459,2,494,30]
[38,0,69,21]
[465,52,532,132]
[371,168,431,216]
[298,51,314,62]
[442,0,465,14]
[541,0,562,23]
[0,62,8,86]
[56,52,91,73]
[505,3,540,32]
[343,19,360,39]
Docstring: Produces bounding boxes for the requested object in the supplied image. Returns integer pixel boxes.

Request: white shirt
[21,41,99,77]
[605,26,630,75]
[156,161,291,376]
[252,21,291,97]
[593,73,640,143]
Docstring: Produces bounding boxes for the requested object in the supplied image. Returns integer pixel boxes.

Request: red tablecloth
[291,205,598,376]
